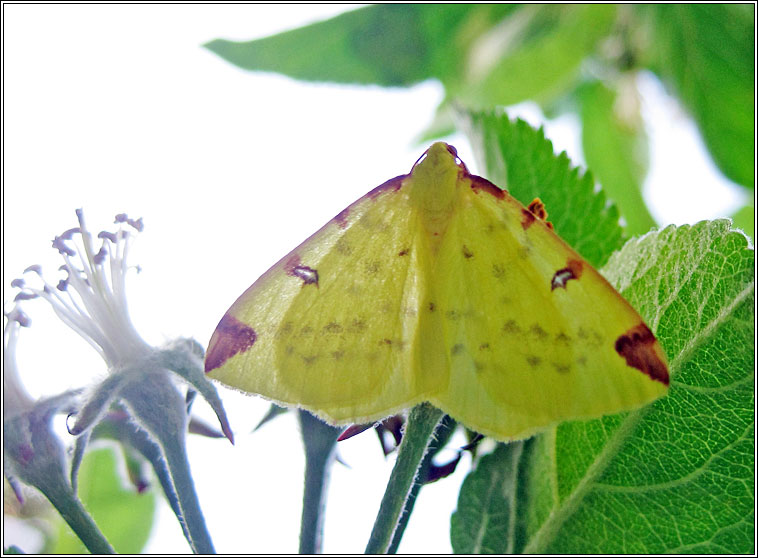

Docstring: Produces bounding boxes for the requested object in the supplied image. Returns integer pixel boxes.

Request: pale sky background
[3,4,748,554]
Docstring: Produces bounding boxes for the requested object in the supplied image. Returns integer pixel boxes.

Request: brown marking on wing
[526,198,554,229]
[284,254,319,287]
[205,314,257,373]
[521,197,554,230]
[333,208,350,229]
[614,324,670,386]
[527,199,547,220]
[520,208,536,230]
[367,174,406,200]
[551,259,585,290]
[470,175,505,200]
[398,248,409,256]
[462,245,474,259]
[331,175,407,229]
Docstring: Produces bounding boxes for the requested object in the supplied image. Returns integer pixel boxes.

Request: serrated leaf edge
[524,223,754,553]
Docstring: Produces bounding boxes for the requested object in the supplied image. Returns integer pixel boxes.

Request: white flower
[10,209,231,553]
[16,209,151,368]
[3,306,35,418]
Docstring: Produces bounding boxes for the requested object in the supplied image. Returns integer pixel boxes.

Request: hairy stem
[365,403,445,554]
[40,480,115,554]
[160,435,216,554]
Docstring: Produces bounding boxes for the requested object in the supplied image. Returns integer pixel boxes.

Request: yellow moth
[205,143,669,441]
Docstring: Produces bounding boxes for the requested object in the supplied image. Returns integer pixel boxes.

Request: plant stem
[298,410,341,554]
[40,481,115,554]
[365,403,445,554]
[160,435,216,554]
[121,372,216,554]
[387,415,457,553]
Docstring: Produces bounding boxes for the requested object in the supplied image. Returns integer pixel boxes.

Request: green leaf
[204,5,513,87]
[450,440,533,553]
[51,447,156,554]
[451,220,754,553]
[731,203,754,243]
[461,109,624,268]
[577,79,657,235]
[466,5,618,107]
[639,4,754,188]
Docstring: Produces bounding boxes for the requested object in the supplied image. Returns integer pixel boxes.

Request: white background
[3,4,747,554]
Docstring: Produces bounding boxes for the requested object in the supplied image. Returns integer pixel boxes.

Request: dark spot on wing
[529,324,549,339]
[552,363,571,374]
[446,310,461,321]
[364,260,381,275]
[284,255,319,287]
[276,322,294,338]
[526,355,541,367]
[205,314,257,373]
[296,325,314,338]
[332,350,345,360]
[335,237,353,255]
[555,332,571,344]
[302,354,318,365]
[429,302,436,312]
[492,264,505,279]
[503,319,520,334]
[551,259,584,291]
[398,248,409,256]
[614,324,670,385]
[348,319,367,334]
[479,343,490,351]
[462,245,474,259]
[451,343,465,356]
[323,322,343,334]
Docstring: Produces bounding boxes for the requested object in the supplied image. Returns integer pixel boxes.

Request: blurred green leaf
[577,79,656,235]
[452,220,754,553]
[461,109,624,268]
[51,447,156,554]
[205,5,513,87]
[639,4,754,188]
[731,203,754,243]
[466,5,617,107]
